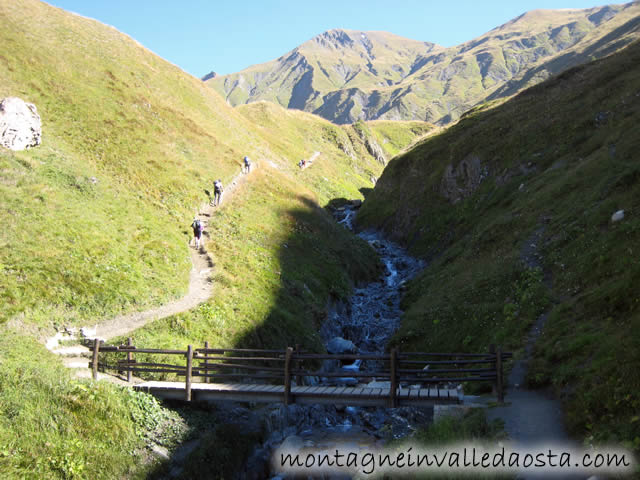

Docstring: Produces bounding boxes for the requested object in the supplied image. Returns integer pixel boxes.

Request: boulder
[611,210,625,222]
[326,337,356,354]
[0,97,42,150]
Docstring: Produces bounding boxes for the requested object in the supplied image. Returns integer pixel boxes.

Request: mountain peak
[308,29,356,50]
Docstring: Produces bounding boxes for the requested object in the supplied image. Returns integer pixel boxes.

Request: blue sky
[47,0,610,77]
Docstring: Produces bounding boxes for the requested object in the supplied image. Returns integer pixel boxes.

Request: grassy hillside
[0,0,428,332]
[357,40,640,449]
[209,3,640,125]
[0,0,430,476]
[0,0,259,328]
[0,331,185,479]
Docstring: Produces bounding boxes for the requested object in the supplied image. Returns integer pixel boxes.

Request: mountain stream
[237,204,430,479]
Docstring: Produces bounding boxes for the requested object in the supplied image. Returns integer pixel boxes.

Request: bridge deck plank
[133,381,461,405]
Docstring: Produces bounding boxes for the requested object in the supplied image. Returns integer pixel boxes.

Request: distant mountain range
[206,2,640,124]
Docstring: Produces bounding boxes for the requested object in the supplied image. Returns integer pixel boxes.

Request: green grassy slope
[0,0,430,476]
[0,0,260,327]
[0,0,428,331]
[0,331,184,479]
[357,40,640,448]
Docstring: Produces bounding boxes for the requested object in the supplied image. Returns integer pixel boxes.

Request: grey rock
[0,97,42,151]
[364,136,387,165]
[326,337,356,354]
[433,404,473,422]
[611,210,625,222]
[594,111,610,126]
[440,154,485,204]
[150,443,169,460]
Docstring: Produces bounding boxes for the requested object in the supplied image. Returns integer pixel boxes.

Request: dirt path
[47,164,256,346]
[484,226,586,479]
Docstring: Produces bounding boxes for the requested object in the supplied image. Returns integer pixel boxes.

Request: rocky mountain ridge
[207,2,640,124]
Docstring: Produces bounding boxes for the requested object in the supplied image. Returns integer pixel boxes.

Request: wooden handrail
[91,341,511,403]
[191,355,285,362]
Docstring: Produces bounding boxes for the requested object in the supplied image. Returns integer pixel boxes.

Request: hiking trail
[482,225,585,480]
[46,162,257,379]
[299,151,320,170]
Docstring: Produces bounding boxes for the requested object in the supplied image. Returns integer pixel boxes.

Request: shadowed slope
[357,40,640,449]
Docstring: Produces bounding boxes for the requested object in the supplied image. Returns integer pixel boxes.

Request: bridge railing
[89,339,511,405]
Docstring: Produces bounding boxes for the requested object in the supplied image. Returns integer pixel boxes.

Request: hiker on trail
[243,156,251,174]
[191,218,204,249]
[298,159,306,169]
[213,179,224,206]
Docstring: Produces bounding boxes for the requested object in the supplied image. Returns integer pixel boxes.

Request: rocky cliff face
[208,3,640,125]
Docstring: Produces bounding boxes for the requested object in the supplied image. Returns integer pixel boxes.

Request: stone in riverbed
[327,337,356,354]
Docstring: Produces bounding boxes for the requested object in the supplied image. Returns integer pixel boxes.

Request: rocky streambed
[235,204,431,479]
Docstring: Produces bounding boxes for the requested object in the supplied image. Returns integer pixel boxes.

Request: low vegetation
[0,331,185,479]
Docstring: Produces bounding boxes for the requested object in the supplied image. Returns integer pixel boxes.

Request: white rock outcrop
[0,97,42,151]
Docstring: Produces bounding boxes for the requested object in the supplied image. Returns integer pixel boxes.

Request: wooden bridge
[89,340,511,407]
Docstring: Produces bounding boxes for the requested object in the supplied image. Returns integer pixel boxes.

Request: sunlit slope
[237,101,433,202]
[0,2,429,478]
[0,0,270,326]
[0,0,430,329]
[209,3,640,125]
[211,30,439,109]
[357,41,640,447]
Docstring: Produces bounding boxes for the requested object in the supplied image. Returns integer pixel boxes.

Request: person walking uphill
[213,179,224,206]
[191,217,204,249]
[243,156,251,174]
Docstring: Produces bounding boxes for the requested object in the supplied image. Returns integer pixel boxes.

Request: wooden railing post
[496,346,504,403]
[126,337,133,383]
[92,338,100,380]
[389,348,398,408]
[294,344,301,386]
[185,345,193,402]
[203,341,210,383]
[284,347,293,405]
[489,344,497,397]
